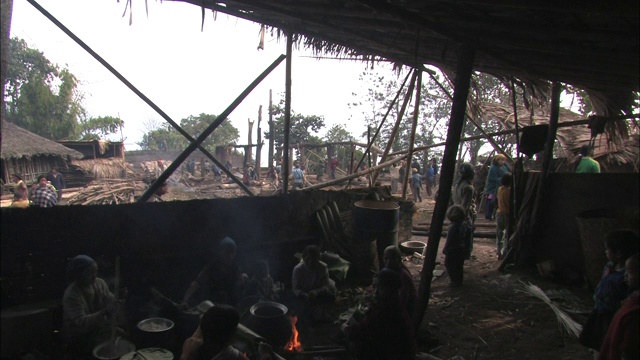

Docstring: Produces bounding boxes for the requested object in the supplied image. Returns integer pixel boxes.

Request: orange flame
[284,315,303,352]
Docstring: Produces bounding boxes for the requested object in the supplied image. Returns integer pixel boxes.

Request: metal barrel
[353,200,400,274]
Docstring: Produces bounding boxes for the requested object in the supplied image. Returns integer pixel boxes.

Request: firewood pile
[66,179,147,205]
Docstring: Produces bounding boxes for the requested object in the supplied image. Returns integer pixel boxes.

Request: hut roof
[1,121,83,160]
[174,0,639,115]
[479,102,639,167]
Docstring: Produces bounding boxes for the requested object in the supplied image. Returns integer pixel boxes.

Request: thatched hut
[0,121,82,184]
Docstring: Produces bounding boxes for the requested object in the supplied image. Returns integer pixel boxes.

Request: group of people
[9,167,65,208]
[390,157,439,202]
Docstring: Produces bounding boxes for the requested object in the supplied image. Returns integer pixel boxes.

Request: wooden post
[257,105,262,179]
[413,44,476,333]
[282,33,293,193]
[403,69,422,200]
[268,90,274,167]
[349,143,355,175]
[247,118,254,167]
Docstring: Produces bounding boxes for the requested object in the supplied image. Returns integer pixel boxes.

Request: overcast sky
[10,0,388,157]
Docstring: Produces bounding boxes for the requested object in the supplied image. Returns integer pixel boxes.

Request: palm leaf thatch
[72,158,135,179]
[479,102,639,168]
[1,121,83,160]
[517,281,582,338]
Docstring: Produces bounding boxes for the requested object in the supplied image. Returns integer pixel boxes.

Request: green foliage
[79,116,124,140]
[263,98,326,147]
[5,37,85,140]
[137,113,240,152]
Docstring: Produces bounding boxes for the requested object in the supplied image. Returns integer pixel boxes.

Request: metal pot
[136,318,176,351]
[242,301,292,348]
[92,339,135,360]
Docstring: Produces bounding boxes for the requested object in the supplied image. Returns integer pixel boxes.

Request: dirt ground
[295,196,596,360]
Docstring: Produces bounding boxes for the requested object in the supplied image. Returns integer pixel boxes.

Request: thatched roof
[175,0,638,115]
[1,121,83,160]
[479,102,639,167]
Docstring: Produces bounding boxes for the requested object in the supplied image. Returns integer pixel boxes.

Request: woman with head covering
[62,255,122,357]
[452,162,477,259]
[483,154,509,220]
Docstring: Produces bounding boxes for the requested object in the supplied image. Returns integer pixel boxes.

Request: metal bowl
[137,317,175,333]
[92,339,135,360]
[250,301,288,319]
[399,240,426,255]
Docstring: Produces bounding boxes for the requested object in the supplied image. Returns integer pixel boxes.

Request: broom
[516,281,583,338]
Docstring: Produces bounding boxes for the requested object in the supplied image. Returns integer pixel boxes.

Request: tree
[5,37,122,141]
[137,113,239,152]
[263,98,325,149]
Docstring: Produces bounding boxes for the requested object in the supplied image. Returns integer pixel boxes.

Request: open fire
[283,315,303,352]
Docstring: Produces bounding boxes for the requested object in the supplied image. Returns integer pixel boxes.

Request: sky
[10,0,386,159]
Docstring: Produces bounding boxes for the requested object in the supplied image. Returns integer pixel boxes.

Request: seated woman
[382,245,417,317]
[291,245,337,323]
[62,255,123,358]
[341,268,416,360]
[180,304,248,360]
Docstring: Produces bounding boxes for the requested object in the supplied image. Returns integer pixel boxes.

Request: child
[410,168,422,203]
[598,253,639,360]
[242,260,276,301]
[495,172,512,259]
[579,229,639,353]
[443,205,472,287]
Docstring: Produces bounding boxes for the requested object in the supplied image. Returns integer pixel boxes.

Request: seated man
[182,237,247,308]
[292,245,337,323]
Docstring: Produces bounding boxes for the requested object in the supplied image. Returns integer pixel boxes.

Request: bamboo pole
[257,105,262,179]
[303,154,409,190]
[413,44,476,334]
[268,90,274,167]
[403,70,422,200]
[282,33,293,193]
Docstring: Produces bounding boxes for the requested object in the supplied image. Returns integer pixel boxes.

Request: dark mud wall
[1,189,413,308]
[532,173,639,282]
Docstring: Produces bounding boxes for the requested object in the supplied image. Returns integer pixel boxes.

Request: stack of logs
[66,179,147,205]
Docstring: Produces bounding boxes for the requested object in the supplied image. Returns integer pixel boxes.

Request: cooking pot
[136,318,176,351]
[399,240,426,255]
[120,348,174,360]
[242,301,292,348]
[92,338,135,360]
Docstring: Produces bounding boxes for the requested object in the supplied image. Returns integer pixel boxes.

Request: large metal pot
[242,301,292,348]
[136,318,176,351]
[92,339,135,360]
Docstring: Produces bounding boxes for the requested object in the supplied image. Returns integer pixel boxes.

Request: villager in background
[330,157,339,179]
[443,205,472,287]
[483,154,508,220]
[10,174,29,208]
[291,163,305,190]
[62,255,124,358]
[266,165,279,189]
[398,160,407,186]
[292,245,337,323]
[598,253,639,360]
[496,172,513,260]
[341,268,416,360]
[29,175,58,208]
[182,237,247,308]
[579,230,640,353]
[148,182,169,202]
[410,168,423,203]
[452,162,476,259]
[430,157,439,184]
[47,167,66,202]
[411,159,421,174]
[575,144,601,173]
[382,245,417,317]
[180,304,249,360]
[425,164,435,197]
[389,163,400,194]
